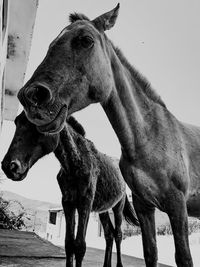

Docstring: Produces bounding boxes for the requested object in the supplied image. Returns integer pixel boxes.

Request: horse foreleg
[74,197,92,267]
[62,199,76,267]
[112,196,125,267]
[133,196,158,267]
[99,212,115,267]
[166,190,193,267]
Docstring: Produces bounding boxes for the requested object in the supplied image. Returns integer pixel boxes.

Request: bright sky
[0,0,200,203]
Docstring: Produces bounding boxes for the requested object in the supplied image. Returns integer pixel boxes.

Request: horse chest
[119,156,164,209]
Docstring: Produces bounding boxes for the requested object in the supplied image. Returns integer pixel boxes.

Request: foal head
[1,112,86,181]
[17,4,120,134]
[1,111,59,181]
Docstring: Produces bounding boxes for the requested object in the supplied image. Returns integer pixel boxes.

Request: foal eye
[80,36,94,49]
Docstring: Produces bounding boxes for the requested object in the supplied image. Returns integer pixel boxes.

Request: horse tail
[123,195,139,226]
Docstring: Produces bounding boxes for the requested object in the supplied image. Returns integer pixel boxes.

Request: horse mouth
[37,105,68,134]
[3,167,29,181]
[10,171,28,181]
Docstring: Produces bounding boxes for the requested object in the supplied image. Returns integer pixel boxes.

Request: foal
[2,111,139,267]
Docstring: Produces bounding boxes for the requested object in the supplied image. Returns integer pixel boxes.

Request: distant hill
[1,190,171,224]
[1,190,199,238]
[1,190,60,211]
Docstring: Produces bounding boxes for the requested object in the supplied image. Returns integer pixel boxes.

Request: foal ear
[92,3,120,32]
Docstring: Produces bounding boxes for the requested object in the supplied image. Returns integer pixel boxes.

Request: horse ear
[92,3,120,32]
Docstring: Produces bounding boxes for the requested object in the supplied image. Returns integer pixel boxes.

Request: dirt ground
[0,229,172,267]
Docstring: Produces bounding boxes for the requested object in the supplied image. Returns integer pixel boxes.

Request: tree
[0,196,28,230]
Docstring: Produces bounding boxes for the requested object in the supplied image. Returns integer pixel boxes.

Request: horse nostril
[10,160,21,174]
[26,83,52,106]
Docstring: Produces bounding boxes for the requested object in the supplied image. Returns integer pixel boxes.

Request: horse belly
[92,175,125,213]
[92,193,124,213]
[91,154,126,212]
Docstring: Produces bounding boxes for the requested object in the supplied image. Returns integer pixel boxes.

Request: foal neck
[54,123,96,178]
[54,124,81,173]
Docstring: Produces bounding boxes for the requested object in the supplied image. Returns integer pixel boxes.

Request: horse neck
[102,47,165,159]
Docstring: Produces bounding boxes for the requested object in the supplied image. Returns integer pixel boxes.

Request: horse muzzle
[18,82,52,108]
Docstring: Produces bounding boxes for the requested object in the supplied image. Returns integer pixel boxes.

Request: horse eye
[72,36,94,50]
[79,36,94,49]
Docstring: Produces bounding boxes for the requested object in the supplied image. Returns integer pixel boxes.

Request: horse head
[17,4,120,134]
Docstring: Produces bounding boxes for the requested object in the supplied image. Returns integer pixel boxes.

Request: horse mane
[112,45,166,108]
[69,13,90,23]
[67,116,86,137]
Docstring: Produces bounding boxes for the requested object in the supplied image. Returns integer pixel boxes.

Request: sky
[0,0,200,203]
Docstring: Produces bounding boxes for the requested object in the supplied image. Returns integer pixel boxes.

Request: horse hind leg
[99,212,115,267]
[166,189,193,267]
[112,195,126,267]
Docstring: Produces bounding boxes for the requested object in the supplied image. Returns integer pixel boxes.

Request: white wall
[4,0,38,121]
[46,211,100,247]
[0,0,9,129]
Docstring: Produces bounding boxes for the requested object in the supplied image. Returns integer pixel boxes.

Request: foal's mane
[68,12,166,108]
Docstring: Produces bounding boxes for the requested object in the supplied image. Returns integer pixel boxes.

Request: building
[46,204,135,247]
[0,0,38,129]
[46,207,65,244]
[46,207,100,246]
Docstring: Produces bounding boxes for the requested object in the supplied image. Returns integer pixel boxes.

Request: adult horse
[17,4,199,266]
[2,111,139,267]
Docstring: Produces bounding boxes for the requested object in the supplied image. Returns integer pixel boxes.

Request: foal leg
[133,196,157,267]
[166,190,193,267]
[62,199,76,267]
[99,212,115,267]
[74,197,92,267]
[112,196,126,267]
